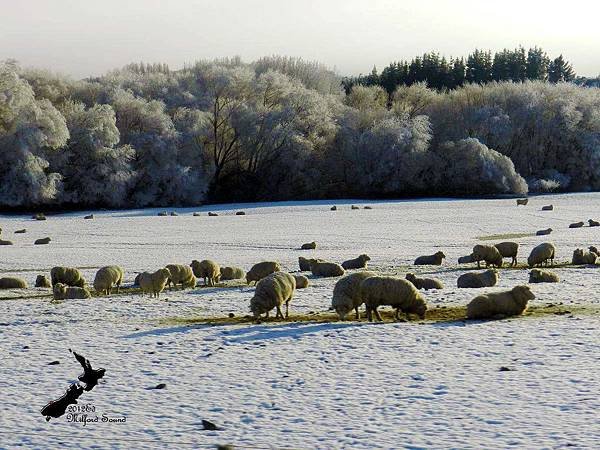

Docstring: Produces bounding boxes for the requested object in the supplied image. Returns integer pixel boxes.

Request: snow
[1,193,599,448]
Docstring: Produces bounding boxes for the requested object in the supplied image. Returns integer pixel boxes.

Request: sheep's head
[405,273,416,282]
[435,251,446,259]
[334,304,351,321]
[360,254,371,262]
[513,285,535,301]
[414,297,428,320]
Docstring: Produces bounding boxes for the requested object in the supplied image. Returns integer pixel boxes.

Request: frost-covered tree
[57,101,135,207]
[0,63,68,207]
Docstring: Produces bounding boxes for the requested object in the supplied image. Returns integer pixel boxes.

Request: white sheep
[310,261,345,277]
[293,274,310,289]
[246,261,281,285]
[494,242,519,267]
[138,268,172,298]
[529,269,559,283]
[0,277,28,289]
[250,272,296,319]
[331,271,377,320]
[300,242,317,250]
[472,244,503,268]
[457,269,499,288]
[528,243,556,267]
[219,266,245,281]
[53,283,91,300]
[414,251,445,266]
[50,267,86,288]
[572,249,598,265]
[341,254,371,270]
[405,273,444,290]
[466,285,535,320]
[166,264,197,289]
[190,260,220,286]
[360,276,428,322]
[35,275,51,288]
[93,266,125,295]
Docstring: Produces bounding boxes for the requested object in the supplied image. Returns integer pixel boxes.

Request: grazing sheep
[34,213,46,221]
[35,275,52,288]
[190,260,220,286]
[301,241,317,250]
[541,205,554,211]
[351,205,360,210]
[332,271,378,320]
[52,283,91,300]
[157,211,168,216]
[536,228,553,236]
[472,244,503,268]
[208,212,218,217]
[342,254,371,270]
[516,198,529,206]
[298,257,324,272]
[235,211,246,216]
[138,268,172,298]
[405,273,444,290]
[361,276,427,322]
[466,285,535,320]
[246,261,281,285]
[330,206,337,211]
[166,264,197,289]
[250,272,296,319]
[457,269,499,288]
[0,239,14,245]
[310,261,345,278]
[34,237,51,245]
[569,222,585,229]
[293,274,310,289]
[529,269,559,283]
[93,266,125,295]
[414,251,446,266]
[50,267,86,288]
[527,243,556,268]
[84,214,94,220]
[572,249,599,265]
[14,229,26,234]
[494,242,519,267]
[0,277,28,289]
[458,254,475,264]
[589,219,600,227]
[219,266,245,281]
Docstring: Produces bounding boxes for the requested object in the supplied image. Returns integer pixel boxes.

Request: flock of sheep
[1,201,598,324]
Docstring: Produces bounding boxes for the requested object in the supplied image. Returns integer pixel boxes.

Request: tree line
[343,47,576,94]
[1,54,599,210]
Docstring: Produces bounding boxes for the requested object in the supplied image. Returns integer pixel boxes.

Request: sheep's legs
[275,306,284,319]
[374,307,383,322]
[354,307,360,320]
[366,307,373,322]
[285,300,290,319]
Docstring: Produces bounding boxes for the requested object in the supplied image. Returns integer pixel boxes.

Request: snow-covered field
[1,193,599,449]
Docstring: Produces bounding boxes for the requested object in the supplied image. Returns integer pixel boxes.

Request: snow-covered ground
[1,193,599,449]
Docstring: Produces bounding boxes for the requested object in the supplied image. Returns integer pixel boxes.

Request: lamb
[34,237,51,245]
[301,241,317,250]
[458,254,475,264]
[219,266,245,281]
[50,267,86,288]
[310,260,345,277]
[516,198,529,206]
[331,271,377,320]
[138,268,172,298]
[93,266,125,295]
[536,228,552,236]
[166,264,197,289]
[360,276,427,322]
[0,239,14,245]
[494,241,519,267]
[190,260,220,286]
[249,272,296,319]
[541,205,554,211]
[572,249,599,265]
[52,283,91,300]
[529,269,559,283]
[414,251,446,266]
[569,222,584,228]
[466,285,535,320]
[405,273,444,290]
[0,277,28,289]
[527,243,556,267]
[293,274,310,289]
[589,219,600,227]
[472,244,503,268]
[35,275,52,288]
[457,269,499,288]
[299,257,324,271]
[341,254,371,270]
[246,261,281,285]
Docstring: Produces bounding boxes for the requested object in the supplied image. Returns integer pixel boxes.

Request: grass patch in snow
[476,232,536,241]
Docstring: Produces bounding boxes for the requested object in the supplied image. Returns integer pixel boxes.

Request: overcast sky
[1,0,599,79]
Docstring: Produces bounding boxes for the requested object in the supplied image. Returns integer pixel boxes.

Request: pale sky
[1,0,599,79]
